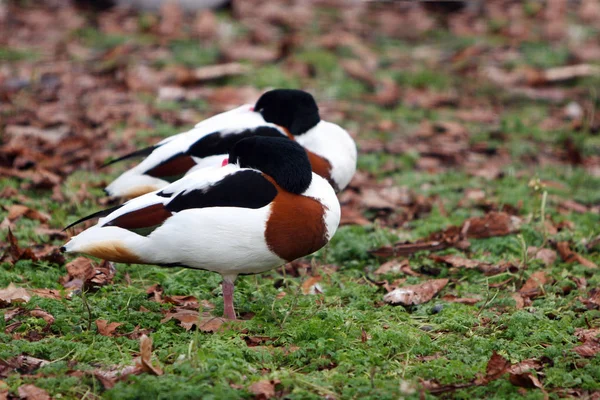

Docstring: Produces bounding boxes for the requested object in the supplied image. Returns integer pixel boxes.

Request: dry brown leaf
[29,288,62,300]
[93,365,141,389]
[339,206,370,226]
[509,372,544,390]
[96,319,122,337]
[163,295,199,309]
[30,308,54,326]
[374,259,408,275]
[527,247,557,266]
[198,316,226,333]
[6,204,50,223]
[556,241,597,268]
[137,334,163,376]
[384,279,448,306]
[301,275,322,295]
[519,271,550,299]
[511,293,526,309]
[430,254,484,269]
[0,283,31,307]
[573,328,600,358]
[160,309,199,331]
[248,379,278,400]
[61,258,115,290]
[463,212,522,239]
[440,294,481,305]
[146,284,163,302]
[191,63,249,82]
[484,351,510,382]
[17,384,50,400]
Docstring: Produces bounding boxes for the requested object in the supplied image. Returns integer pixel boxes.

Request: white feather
[65,165,340,278]
[295,121,357,192]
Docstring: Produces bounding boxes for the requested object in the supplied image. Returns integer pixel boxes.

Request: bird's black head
[254,89,320,136]
[229,133,312,194]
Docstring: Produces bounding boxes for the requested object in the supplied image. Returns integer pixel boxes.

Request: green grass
[2,3,600,400]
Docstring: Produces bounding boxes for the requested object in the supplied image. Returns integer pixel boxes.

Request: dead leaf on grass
[0,283,31,307]
[301,275,322,295]
[556,241,597,268]
[483,351,510,382]
[527,247,557,266]
[161,309,199,331]
[463,212,522,239]
[60,257,116,290]
[30,308,54,326]
[6,204,50,223]
[137,334,163,376]
[248,379,279,400]
[384,279,448,306]
[17,384,51,400]
[440,294,481,305]
[92,365,141,389]
[430,254,485,269]
[96,319,122,337]
[573,328,600,358]
[519,271,550,299]
[163,295,199,309]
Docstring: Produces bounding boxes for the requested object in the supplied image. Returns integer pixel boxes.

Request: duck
[62,133,341,320]
[104,89,356,198]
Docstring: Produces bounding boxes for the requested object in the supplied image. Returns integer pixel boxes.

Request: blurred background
[1,0,599,180]
[2,2,600,398]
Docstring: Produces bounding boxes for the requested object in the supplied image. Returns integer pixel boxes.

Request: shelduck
[104,89,356,198]
[63,133,341,320]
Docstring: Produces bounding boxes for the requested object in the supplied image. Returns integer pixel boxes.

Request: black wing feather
[186,127,285,159]
[63,204,123,231]
[101,145,158,168]
[166,170,277,212]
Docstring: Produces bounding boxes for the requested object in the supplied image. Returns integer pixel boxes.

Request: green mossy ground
[1,3,600,399]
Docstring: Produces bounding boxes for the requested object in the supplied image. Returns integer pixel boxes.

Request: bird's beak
[221,158,229,167]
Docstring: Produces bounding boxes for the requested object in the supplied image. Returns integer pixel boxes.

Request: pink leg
[222,278,236,320]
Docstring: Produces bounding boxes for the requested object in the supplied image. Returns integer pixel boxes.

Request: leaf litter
[1,0,599,398]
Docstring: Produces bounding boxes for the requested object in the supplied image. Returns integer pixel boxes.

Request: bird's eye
[258,108,265,113]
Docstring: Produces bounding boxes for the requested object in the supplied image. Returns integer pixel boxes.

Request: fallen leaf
[160,309,199,331]
[509,372,544,390]
[17,384,51,400]
[146,284,163,302]
[163,295,199,309]
[573,328,600,358]
[519,271,550,299]
[430,254,485,269]
[198,316,226,333]
[92,365,141,389]
[374,259,409,275]
[511,293,526,309]
[527,247,557,266]
[384,279,448,306]
[484,351,510,382]
[556,241,597,268]
[6,204,50,223]
[440,294,481,305]
[0,283,31,307]
[29,289,62,300]
[248,379,278,400]
[301,275,322,295]
[30,308,55,326]
[137,334,163,376]
[96,319,122,337]
[60,258,115,290]
[463,212,522,239]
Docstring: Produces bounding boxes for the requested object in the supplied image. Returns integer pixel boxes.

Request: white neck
[295,121,357,192]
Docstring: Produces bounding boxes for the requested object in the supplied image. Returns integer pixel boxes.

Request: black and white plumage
[63,135,341,320]
[104,89,357,198]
